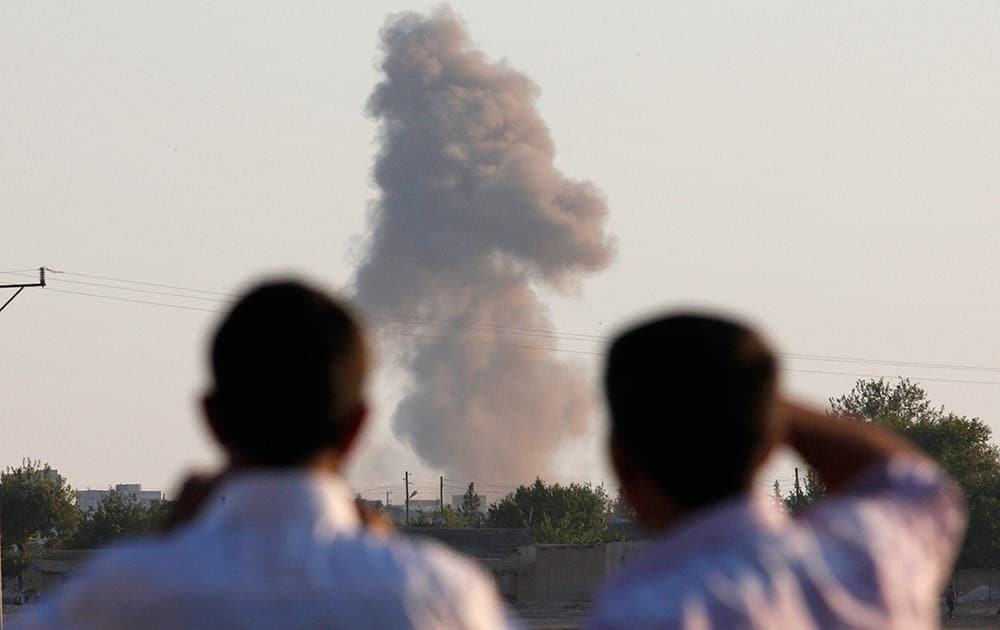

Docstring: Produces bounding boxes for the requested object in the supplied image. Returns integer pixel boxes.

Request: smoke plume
[354,8,614,482]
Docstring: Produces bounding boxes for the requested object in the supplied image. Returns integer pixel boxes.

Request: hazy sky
[3,2,999,502]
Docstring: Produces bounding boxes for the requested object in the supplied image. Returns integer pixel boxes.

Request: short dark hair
[604,314,778,509]
[208,280,366,466]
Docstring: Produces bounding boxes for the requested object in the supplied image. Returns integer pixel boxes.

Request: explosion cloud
[354,8,614,481]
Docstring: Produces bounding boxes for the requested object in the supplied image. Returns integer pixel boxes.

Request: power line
[39,288,1000,385]
[33,268,1000,381]
[43,268,608,342]
[48,277,233,304]
[372,328,1000,384]
[788,368,1000,386]
[782,352,1000,374]
[46,288,223,314]
[57,270,235,297]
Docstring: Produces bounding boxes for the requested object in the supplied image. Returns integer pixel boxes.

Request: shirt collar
[198,469,363,534]
[625,492,788,578]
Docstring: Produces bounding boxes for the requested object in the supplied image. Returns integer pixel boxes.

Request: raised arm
[781,400,925,492]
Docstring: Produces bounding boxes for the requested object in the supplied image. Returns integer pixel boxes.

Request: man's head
[604,314,779,524]
[204,280,368,468]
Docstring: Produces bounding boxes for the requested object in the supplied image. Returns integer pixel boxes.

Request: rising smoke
[354,8,614,482]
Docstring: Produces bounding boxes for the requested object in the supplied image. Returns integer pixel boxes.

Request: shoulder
[379,534,501,595]
[352,534,517,628]
[11,541,175,629]
[590,571,688,629]
[801,456,966,561]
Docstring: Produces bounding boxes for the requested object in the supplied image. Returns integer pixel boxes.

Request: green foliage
[777,467,826,515]
[0,460,82,579]
[458,483,483,527]
[485,478,613,544]
[69,489,172,549]
[770,480,784,511]
[831,378,1000,568]
[830,378,941,429]
[410,504,468,528]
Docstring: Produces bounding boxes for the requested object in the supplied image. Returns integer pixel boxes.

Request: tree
[778,467,825,515]
[69,489,171,549]
[485,478,613,544]
[770,480,785,511]
[0,460,82,579]
[830,378,1000,568]
[457,483,483,527]
[830,378,940,430]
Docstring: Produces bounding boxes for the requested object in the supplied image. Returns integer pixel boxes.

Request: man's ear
[610,431,682,531]
[610,432,632,484]
[754,436,781,470]
[202,391,231,451]
[610,432,640,506]
[336,400,369,457]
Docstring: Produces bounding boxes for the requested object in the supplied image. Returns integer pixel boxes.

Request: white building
[77,484,164,513]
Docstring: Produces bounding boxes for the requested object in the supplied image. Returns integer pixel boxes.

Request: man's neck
[225,449,345,476]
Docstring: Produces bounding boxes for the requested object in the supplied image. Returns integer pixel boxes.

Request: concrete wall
[411,528,534,555]
[514,542,645,604]
[404,529,649,605]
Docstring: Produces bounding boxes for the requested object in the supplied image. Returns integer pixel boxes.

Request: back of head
[208,280,366,466]
[605,314,777,509]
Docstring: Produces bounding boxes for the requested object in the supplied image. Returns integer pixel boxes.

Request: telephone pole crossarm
[0,267,46,313]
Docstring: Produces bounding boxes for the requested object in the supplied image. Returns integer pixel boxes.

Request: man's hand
[354,497,395,538]
[162,472,221,532]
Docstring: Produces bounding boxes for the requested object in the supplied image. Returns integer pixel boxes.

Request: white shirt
[16,471,517,629]
[588,456,966,629]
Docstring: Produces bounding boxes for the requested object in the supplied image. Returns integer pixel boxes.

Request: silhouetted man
[16,280,513,629]
[588,314,966,629]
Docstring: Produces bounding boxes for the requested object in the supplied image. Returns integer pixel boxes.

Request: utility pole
[439,476,444,512]
[0,267,46,314]
[794,467,802,501]
[1,488,4,630]
[404,472,410,527]
[0,267,46,630]
[385,490,390,507]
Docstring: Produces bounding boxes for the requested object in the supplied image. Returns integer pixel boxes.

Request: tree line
[0,461,173,580]
[389,480,630,544]
[5,376,1000,580]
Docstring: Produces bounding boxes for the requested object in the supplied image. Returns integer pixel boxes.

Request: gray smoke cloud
[354,8,614,482]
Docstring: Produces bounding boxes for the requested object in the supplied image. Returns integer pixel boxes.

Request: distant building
[77,484,164,513]
[379,498,445,526]
[408,498,440,513]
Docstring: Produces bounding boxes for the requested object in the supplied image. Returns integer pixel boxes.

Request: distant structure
[77,484,164,513]
[360,495,493,526]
